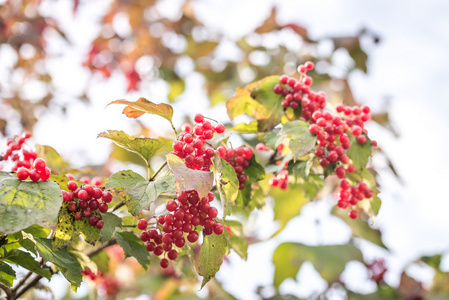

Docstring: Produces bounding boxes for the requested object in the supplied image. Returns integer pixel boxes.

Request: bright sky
[3,0,449,299]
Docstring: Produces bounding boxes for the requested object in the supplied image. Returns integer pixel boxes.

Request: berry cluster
[273,64,378,219]
[63,180,113,229]
[216,146,253,190]
[138,190,224,268]
[0,132,51,182]
[268,170,289,190]
[273,61,326,121]
[171,114,225,171]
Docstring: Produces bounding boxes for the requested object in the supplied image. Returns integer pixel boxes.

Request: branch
[150,160,167,181]
[109,201,125,213]
[0,282,12,300]
[14,274,42,300]
[87,239,117,258]
[11,271,32,295]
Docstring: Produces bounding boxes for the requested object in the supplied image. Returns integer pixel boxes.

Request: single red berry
[347,164,355,173]
[140,231,150,242]
[89,199,99,211]
[335,166,346,179]
[187,231,199,243]
[33,158,46,171]
[82,209,92,218]
[146,242,156,252]
[17,167,29,180]
[154,246,163,256]
[167,249,178,260]
[78,190,88,201]
[74,211,82,220]
[242,147,253,159]
[137,219,148,230]
[29,170,40,182]
[40,167,51,181]
[351,125,362,137]
[215,124,225,134]
[166,200,177,212]
[194,114,204,123]
[68,201,77,212]
[95,220,104,229]
[102,191,113,203]
[361,105,370,114]
[213,223,224,235]
[98,202,108,213]
[305,61,314,70]
[160,258,169,268]
[357,135,367,144]
[340,180,350,190]
[89,215,99,226]
[67,181,78,191]
[349,210,358,219]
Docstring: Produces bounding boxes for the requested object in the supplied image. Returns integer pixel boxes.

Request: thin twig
[150,160,167,181]
[86,239,117,258]
[170,123,178,138]
[11,271,32,294]
[109,201,125,213]
[0,282,12,300]
[15,274,42,299]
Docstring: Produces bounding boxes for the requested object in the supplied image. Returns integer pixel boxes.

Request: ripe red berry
[172,141,183,152]
[98,202,108,213]
[213,223,224,235]
[17,167,29,181]
[140,231,150,242]
[67,181,78,191]
[167,249,178,260]
[349,210,358,219]
[33,158,46,171]
[74,211,82,220]
[335,166,346,179]
[166,200,177,212]
[29,170,40,182]
[78,190,88,201]
[215,123,225,134]
[347,164,355,173]
[357,135,367,144]
[89,215,99,226]
[102,191,113,203]
[137,219,148,230]
[68,201,77,212]
[160,258,169,268]
[82,209,92,218]
[194,114,204,123]
[187,231,199,243]
[305,61,314,70]
[154,246,163,256]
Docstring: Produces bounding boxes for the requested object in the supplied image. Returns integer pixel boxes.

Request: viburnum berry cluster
[216,145,253,190]
[138,190,224,268]
[81,268,120,298]
[268,170,289,190]
[63,180,113,229]
[274,63,377,219]
[171,113,225,171]
[66,173,103,186]
[0,132,51,182]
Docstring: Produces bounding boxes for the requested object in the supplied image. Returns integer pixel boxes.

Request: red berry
[351,126,362,137]
[29,170,40,182]
[40,167,51,181]
[93,188,103,199]
[174,237,185,248]
[357,135,367,144]
[160,258,169,268]
[140,231,150,242]
[68,201,77,212]
[89,215,99,226]
[361,105,370,114]
[167,249,178,260]
[78,190,88,201]
[74,211,82,220]
[349,210,358,219]
[98,202,108,213]
[166,200,177,212]
[33,158,46,171]
[215,124,225,134]
[102,191,113,203]
[146,242,156,252]
[242,147,253,159]
[89,199,99,211]
[172,141,183,152]
[194,114,204,123]
[137,219,148,230]
[347,164,355,173]
[213,223,224,235]
[67,181,78,191]
[82,209,92,218]
[154,246,163,256]
[305,61,314,70]
[187,231,199,243]
[17,167,29,180]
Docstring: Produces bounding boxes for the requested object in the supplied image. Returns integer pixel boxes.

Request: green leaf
[0,262,15,287]
[290,157,314,180]
[273,243,363,287]
[281,121,317,160]
[126,171,176,215]
[212,154,239,218]
[77,217,101,245]
[263,128,283,150]
[0,172,63,234]
[108,98,174,123]
[10,225,50,254]
[198,231,229,288]
[270,184,308,234]
[226,76,284,132]
[332,207,386,248]
[36,144,68,172]
[2,248,51,280]
[106,170,145,190]
[228,122,258,134]
[346,133,372,172]
[167,153,214,199]
[100,212,122,243]
[35,238,83,290]
[98,130,164,170]
[225,220,248,260]
[114,231,150,270]
[50,175,83,192]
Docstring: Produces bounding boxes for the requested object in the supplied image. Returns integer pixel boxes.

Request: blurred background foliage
[0,0,446,300]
